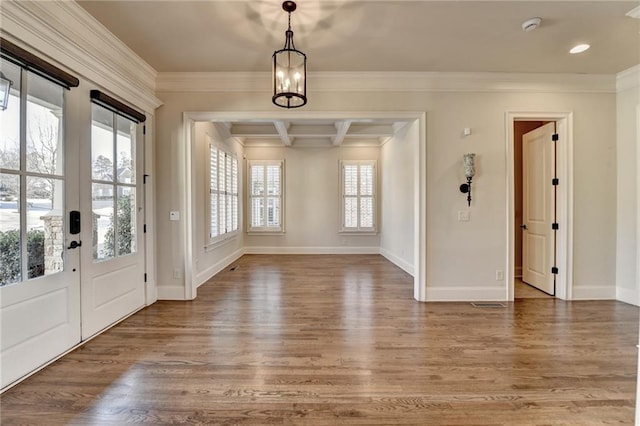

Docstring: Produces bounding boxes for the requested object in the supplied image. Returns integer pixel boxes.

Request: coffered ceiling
[217,118,406,147]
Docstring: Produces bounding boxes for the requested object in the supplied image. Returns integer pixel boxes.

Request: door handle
[67,240,82,249]
[520,224,528,230]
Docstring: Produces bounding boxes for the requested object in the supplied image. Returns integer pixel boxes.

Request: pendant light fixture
[272,1,307,108]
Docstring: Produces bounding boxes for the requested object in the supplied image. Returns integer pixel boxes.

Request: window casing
[248,160,284,233]
[340,160,377,233]
[208,143,238,245]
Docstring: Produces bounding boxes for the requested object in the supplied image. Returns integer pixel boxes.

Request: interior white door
[522,121,556,294]
[0,62,81,389]
[80,103,145,339]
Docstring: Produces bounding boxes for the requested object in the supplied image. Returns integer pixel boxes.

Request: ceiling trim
[157,71,616,94]
[617,65,640,92]
[0,1,162,112]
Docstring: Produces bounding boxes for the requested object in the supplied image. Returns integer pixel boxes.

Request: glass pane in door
[116,116,135,184]
[92,182,114,261]
[26,73,63,176]
[91,104,114,182]
[26,176,64,278]
[0,59,21,171]
[116,186,136,256]
[0,173,21,285]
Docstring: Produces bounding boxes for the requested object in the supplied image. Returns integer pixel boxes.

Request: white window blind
[248,160,284,232]
[341,160,376,232]
[209,144,238,243]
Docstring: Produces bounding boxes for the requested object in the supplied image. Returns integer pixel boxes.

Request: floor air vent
[471,302,506,308]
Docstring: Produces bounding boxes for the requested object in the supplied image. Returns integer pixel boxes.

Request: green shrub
[0,229,45,285]
[103,194,133,258]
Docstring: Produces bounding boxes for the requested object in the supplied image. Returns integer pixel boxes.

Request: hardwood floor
[1,254,638,425]
[514,277,554,299]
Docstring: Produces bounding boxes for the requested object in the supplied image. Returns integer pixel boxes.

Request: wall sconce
[0,71,12,111]
[459,153,476,206]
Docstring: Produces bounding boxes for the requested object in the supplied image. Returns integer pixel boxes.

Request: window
[208,143,238,244]
[0,58,68,285]
[340,160,376,233]
[90,103,139,261]
[248,160,284,233]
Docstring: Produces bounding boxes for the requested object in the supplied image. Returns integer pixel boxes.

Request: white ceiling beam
[332,120,352,146]
[273,120,292,146]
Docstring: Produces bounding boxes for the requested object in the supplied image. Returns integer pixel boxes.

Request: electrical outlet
[495,270,504,281]
[169,211,180,221]
[173,269,182,279]
[458,210,470,222]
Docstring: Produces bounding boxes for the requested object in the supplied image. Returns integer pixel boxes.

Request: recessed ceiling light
[569,44,590,54]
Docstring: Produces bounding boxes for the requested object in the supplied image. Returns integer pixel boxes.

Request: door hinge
[552,133,559,142]
[551,267,558,274]
[552,178,559,186]
[143,174,149,184]
[144,273,148,282]
[552,222,559,230]
[143,224,147,233]
[143,125,146,135]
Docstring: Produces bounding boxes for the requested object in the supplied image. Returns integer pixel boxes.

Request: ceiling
[76,0,639,147]
[78,0,639,75]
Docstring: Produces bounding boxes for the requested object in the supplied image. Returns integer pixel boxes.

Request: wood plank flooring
[1,254,638,425]
[515,278,554,299]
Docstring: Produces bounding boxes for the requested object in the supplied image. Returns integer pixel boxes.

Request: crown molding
[157,71,616,94]
[1,1,162,113]
[617,65,640,92]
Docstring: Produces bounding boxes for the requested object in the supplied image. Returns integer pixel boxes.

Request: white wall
[380,121,416,275]
[616,88,640,304]
[244,145,381,253]
[616,71,640,306]
[155,88,617,301]
[192,122,244,287]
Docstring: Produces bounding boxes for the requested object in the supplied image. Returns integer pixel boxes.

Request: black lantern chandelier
[272,1,307,108]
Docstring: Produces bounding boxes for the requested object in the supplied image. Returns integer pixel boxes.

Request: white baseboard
[572,286,616,300]
[157,285,187,300]
[616,287,639,306]
[379,247,414,276]
[243,246,380,255]
[145,278,158,306]
[195,248,244,288]
[426,286,506,302]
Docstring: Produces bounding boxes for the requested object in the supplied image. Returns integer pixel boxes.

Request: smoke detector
[521,17,542,32]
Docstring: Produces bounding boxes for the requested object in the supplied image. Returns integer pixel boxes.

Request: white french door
[80,102,145,339]
[0,60,81,389]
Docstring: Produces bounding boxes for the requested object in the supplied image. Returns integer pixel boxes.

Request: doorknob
[67,240,82,249]
[520,224,528,230]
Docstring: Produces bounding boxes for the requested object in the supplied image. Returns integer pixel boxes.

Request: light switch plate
[458,210,470,221]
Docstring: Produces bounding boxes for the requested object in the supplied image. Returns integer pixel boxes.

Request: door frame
[506,111,574,300]
[182,111,428,302]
